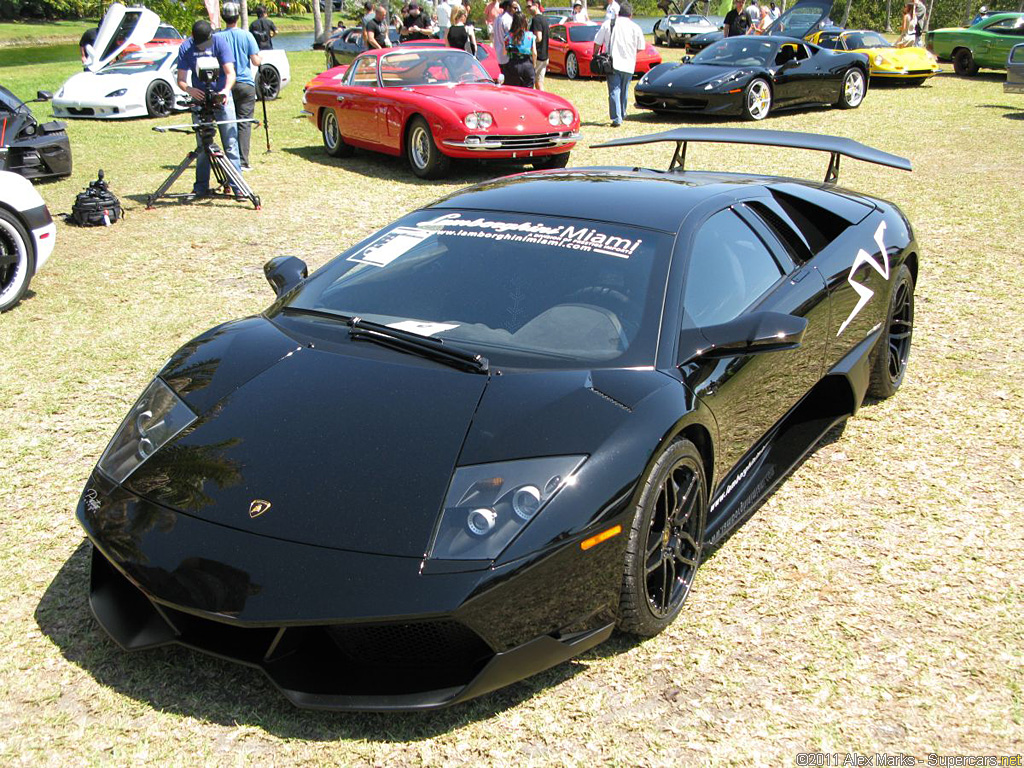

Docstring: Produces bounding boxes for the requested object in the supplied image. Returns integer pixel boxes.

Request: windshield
[379,49,491,85]
[844,31,890,48]
[668,14,709,23]
[693,38,775,66]
[280,209,672,368]
[569,25,600,43]
[102,51,172,74]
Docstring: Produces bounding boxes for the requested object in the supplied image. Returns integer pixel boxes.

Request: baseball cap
[222,1,241,20]
[192,19,213,47]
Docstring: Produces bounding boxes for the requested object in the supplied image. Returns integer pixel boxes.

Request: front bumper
[635,87,741,115]
[52,96,147,119]
[76,471,623,710]
[442,130,580,152]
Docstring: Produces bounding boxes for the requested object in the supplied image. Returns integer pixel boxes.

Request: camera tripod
[147,115,261,210]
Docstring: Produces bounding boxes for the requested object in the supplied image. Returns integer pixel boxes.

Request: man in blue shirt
[219,2,262,170]
[175,19,241,196]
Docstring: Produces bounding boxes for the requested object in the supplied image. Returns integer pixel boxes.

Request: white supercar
[0,170,56,312]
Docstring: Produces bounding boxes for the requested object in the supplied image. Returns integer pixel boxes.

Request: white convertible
[52,3,291,120]
[0,170,56,312]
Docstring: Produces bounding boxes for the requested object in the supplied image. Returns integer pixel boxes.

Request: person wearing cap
[572,2,588,22]
[218,2,261,172]
[402,2,435,40]
[176,19,241,197]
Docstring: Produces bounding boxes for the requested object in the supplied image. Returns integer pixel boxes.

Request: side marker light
[581,524,622,551]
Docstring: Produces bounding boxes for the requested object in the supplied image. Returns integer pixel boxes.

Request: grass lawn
[1,45,1022,765]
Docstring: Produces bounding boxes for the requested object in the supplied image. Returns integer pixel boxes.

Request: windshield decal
[387,320,460,336]
[348,227,433,267]
[417,213,642,259]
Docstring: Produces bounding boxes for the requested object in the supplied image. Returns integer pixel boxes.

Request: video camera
[191,55,227,142]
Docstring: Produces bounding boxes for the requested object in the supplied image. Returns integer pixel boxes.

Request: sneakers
[240,163,253,172]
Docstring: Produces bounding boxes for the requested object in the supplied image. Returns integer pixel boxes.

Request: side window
[350,56,378,85]
[551,26,567,42]
[682,209,785,329]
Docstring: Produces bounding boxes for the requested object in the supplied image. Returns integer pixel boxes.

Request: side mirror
[264,256,308,296]
[682,55,692,63]
[35,90,53,102]
[497,72,505,85]
[678,311,808,366]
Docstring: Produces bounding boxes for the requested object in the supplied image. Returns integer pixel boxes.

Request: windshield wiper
[280,306,353,323]
[348,316,489,374]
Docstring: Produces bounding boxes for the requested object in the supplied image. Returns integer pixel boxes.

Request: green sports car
[926,12,1024,75]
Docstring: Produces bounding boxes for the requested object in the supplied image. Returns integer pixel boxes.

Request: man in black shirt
[365,5,391,48]
[402,2,434,40]
[526,0,549,90]
[79,26,98,64]
[723,0,752,36]
[249,5,277,50]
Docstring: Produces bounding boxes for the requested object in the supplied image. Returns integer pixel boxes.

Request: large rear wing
[592,128,912,184]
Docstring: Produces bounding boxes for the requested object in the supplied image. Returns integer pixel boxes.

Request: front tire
[406,116,450,179]
[566,52,580,80]
[837,67,866,108]
[533,152,570,170]
[618,439,707,637]
[868,263,914,399]
[0,209,35,313]
[145,79,175,117]
[321,109,353,157]
[952,48,979,76]
[742,77,772,120]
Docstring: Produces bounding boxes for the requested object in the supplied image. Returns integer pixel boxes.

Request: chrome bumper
[442,131,582,151]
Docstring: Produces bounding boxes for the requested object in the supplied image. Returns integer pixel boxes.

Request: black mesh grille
[328,620,492,671]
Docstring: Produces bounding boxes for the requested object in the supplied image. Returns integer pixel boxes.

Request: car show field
[0,28,1022,766]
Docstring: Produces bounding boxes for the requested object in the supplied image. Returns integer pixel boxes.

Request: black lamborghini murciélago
[77,129,917,711]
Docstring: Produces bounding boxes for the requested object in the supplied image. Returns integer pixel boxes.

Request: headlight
[106,88,127,98]
[874,54,884,66]
[548,110,562,126]
[559,109,573,126]
[464,111,493,129]
[428,456,586,560]
[97,378,197,485]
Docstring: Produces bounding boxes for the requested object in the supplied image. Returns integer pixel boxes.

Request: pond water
[0,18,662,67]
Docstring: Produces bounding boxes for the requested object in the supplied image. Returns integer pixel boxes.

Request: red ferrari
[302,48,581,179]
[548,22,662,80]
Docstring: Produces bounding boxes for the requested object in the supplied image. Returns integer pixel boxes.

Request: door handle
[337,95,346,101]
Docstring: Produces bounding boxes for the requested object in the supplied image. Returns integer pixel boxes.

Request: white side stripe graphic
[837,221,889,337]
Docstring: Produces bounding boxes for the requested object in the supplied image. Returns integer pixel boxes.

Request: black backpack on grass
[72,170,122,227]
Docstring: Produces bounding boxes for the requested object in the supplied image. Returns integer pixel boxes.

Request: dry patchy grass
[0,48,1022,766]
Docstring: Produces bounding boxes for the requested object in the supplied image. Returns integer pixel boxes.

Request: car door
[549,25,568,72]
[335,55,382,145]
[977,17,1024,68]
[676,204,829,475]
[771,42,818,106]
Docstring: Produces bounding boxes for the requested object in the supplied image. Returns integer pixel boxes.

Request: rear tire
[952,48,979,76]
[321,109,354,158]
[618,439,707,637]
[868,263,915,398]
[566,52,580,80]
[837,67,866,109]
[259,65,282,99]
[406,116,450,179]
[0,209,35,313]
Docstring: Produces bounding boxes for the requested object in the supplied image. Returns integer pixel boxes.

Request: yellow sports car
[810,29,941,83]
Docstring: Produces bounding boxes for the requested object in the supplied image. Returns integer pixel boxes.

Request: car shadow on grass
[35,542,587,739]
[976,104,1024,120]
[282,144,561,183]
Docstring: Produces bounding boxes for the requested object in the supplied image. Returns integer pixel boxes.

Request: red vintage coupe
[548,22,662,80]
[302,48,581,179]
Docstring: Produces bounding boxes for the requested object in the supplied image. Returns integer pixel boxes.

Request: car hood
[641,63,755,90]
[58,70,145,98]
[405,83,574,121]
[123,315,660,559]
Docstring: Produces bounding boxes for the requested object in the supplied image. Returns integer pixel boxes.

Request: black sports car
[685,28,723,55]
[76,129,917,711]
[324,25,402,69]
[0,86,72,181]
[636,35,869,119]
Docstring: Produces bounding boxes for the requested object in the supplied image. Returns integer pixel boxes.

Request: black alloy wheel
[146,79,175,117]
[868,263,915,398]
[618,439,707,636]
[259,65,282,100]
[0,208,34,313]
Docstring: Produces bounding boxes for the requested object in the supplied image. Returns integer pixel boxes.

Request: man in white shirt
[746,0,761,31]
[604,0,619,20]
[492,0,515,78]
[592,0,645,126]
[436,0,453,41]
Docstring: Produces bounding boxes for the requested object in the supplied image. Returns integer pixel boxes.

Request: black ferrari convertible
[639,0,867,120]
[77,129,917,711]
[0,86,72,181]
